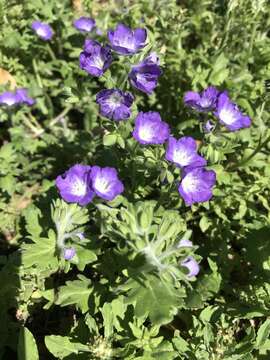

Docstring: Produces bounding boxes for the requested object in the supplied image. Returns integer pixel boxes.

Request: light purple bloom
[96,89,134,121]
[178,167,216,206]
[0,91,20,106]
[0,88,35,106]
[214,92,251,132]
[108,23,147,55]
[31,21,53,41]
[15,88,35,106]
[203,120,215,133]
[90,166,124,201]
[73,17,96,32]
[75,232,85,240]
[132,111,170,145]
[55,164,94,206]
[178,239,193,248]
[129,53,162,94]
[165,136,206,169]
[64,247,76,260]
[79,39,112,77]
[181,256,200,277]
[184,86,219,112]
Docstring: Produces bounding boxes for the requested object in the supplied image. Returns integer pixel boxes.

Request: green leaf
[55,275,93,313]
[255,319,270,349]
[45,335,89,359]
[18,327,39,360]
[125,275,179,325]
[103,133,117,146]
[21,231,58,273]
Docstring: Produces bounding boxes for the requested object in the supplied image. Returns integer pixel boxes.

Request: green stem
[228,135,270,171]
[32,58,43,88]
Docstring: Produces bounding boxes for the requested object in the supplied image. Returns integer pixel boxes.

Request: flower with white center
[132,111,170,145]
[96,89,134,121]
[215,92,251,132]
[178,167,216,206]
[55,164,94,206]
[90,166,124,201]
[165,136,206,169]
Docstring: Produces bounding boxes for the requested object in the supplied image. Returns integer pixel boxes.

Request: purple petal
[165,136,206,169]
[73,17,96,32]
[90,166,124,201]
[178,167,216,206]
[31,21,53,41]
[96,89,134,121]
[132,111,170,145]
[64,247,76,260]
[181,256,200,277]
[55,164,94,206]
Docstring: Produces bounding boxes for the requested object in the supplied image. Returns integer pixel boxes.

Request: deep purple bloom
[79,39,112,77]
[31,21,53,41]
[73,17,96,32]
[184,86,219,112]
[165,136,206,169]
[129,53,162,94]
[55,164,94,206]
[214,92,251,132]
[96,89,134,121]
[90,166,124,201]
[181,256,200,277]
[64,247,76,260]
[178,167,216,206]
[0,88,35,106]
[178,239,193,248]
[132,111,170,145]
[108,23,147,55]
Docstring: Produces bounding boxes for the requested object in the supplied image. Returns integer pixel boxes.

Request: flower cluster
[76,23,162,123]
[184,86,251,132]
[0,88,35,106]
[56,164,124,206]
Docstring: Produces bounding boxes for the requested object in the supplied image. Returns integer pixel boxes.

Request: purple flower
[0,91,20,106]
[165,136,206,169]
[214,92,251,132]
[96,89,134,121]
[184,86,219,112]
[203,120,215,133]
[55,164,94,206]
[15,88,35,106]
[75,232,85,240]
[129,53,162,94]
[181,256,200,277]
[178,239,193,248]
[90,166,124,201]
[31,21,53,41]
[79,39,112,77]
[81,39,112,76]
[0,88,35,106]
[108,23,147,55]
[73,17,96,32]
[64,247,76,261]
[178,167,216,206]
[132,111,170,145]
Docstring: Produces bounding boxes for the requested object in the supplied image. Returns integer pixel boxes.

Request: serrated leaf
[125,275,179,325]
[18,327,39,360]
[45,335,89,359]
[21,231,58,273]
[55,275,92,313]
